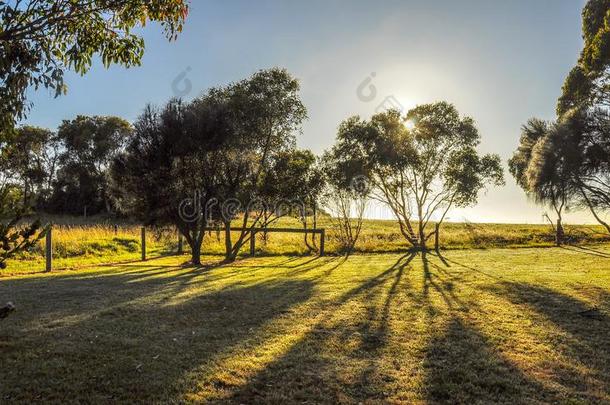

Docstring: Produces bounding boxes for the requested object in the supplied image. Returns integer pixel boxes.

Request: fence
[43,225,325,272]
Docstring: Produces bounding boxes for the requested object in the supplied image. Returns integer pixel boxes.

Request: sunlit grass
[0,246,608,402]
[6,216,610,275]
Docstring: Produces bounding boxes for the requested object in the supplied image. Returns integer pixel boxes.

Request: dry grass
[6,216,610,275]
[0,246,609,403]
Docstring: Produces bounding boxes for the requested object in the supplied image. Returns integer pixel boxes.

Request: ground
[8,218,610,275]
[1,245,609,403]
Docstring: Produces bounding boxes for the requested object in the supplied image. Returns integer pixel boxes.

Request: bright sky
[25,0,599,224]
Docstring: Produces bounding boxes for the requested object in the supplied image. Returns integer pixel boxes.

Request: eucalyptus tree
[510,119,578,245]
[111,97,232,266]
[512,112,610,235]
[0,0,188,131]
[49,116,132,215]
[520,0,610,233]
[320,145,369,254]
[259,149,325,251]
[203,68,307,262]
[0,125,59,209]
[334,103,503,251]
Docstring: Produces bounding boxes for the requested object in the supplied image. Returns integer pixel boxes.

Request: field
[1,245,609,403]
[6,217,610,275]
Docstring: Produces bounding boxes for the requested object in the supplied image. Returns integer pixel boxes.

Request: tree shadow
[486,282,610,402]
[421,252,470,314]
[0,274,315,402]
[561,245,610,258]
[423,317,558,403]
[223,252,417,403]
[0,260,229,323]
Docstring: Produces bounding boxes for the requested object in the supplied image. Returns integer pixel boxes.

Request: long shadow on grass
[223,253,417,403]
[422,317,557,403]
[0,261,228,323]
[561,245,610,258]
[421,252,471,314]
[225,252,548,403]
[0,274,315,402]
[429,250,503,281]
[418,254,561,402]
[486,282,610,402]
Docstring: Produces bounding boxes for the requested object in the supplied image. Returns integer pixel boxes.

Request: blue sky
[25,0,594,223]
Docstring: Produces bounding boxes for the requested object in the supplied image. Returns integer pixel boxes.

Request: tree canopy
[330,102,503,250]
[0,0,188,130]
[517,0,610,236]
[112,68,310,264]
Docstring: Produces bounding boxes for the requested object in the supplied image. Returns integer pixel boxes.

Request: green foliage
[518,1,610,233]
[0,0,189,130]
[112,68,309,263]
[557,0,610,114]
[509,118,573,244]
[556,66,594,116]
[0,125,59,209]
[0,217,46,269]
[508,118,548,190]
[49,115,132,215]
[261,149,324,212]
[330,102,503,249]
[580,0,610,73]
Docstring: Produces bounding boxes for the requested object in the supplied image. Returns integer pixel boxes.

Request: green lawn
[1,246,609,403]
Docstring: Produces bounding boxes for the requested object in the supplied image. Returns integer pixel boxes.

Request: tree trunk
[580,186,610,234]
[312,203,318,249]
[224,222,234,262]
[418,221,426,251]
[191,241,202,266]
[556,218,564,246]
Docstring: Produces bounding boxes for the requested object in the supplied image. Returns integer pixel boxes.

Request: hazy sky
[25,0,597,224]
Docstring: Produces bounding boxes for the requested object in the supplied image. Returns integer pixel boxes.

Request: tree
[112,68,308,264]
[49,115,132,215]
[260,149,325,251]
[111,97,228,265]
[0,0,187,271]
[536,0,610,233]
[335,103,504,251]
[572,111,610,231]
[201,68,307,262]
[534,112,609,234]
[320,147,368,254]
[0,0,188,130]
[510,119,577,245]
[0,126,59,209]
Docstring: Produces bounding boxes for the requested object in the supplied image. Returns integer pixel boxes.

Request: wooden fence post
[177,233,183,254]
[141,227,146,261]
[250,230,256,256]
[45,226,52,272]
[319,229,325,256]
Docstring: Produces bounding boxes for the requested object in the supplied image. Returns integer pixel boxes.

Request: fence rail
[200,227,325,257]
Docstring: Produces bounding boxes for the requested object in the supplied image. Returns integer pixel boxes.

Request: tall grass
[5,216,610,275]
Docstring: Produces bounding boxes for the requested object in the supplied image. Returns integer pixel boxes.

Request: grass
[6,225,176,275]
[7,216,610,275]
[1,245,609,403]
